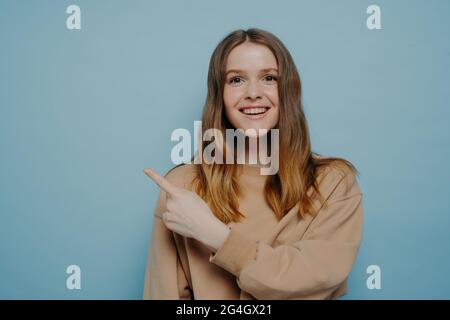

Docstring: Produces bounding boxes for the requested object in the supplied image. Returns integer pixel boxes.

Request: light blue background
[1,0,449,299]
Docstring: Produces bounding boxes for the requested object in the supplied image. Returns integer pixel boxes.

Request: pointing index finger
[143,168,178,195]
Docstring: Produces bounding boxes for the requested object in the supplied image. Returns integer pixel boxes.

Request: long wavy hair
[175,28,358,224]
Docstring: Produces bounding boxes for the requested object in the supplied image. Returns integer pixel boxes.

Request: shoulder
[163,164,197,191]
[315,158,362,202]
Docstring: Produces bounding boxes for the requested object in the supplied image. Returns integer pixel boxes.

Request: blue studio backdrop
[1,0,449,299]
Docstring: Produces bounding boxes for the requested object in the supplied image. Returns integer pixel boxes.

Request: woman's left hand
[144,168,230,252]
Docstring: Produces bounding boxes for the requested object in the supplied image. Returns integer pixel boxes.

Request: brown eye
[229,77,242,84]
[265,75,277,81]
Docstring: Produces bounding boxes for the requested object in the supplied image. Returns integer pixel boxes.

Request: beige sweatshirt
[143,163,363,300]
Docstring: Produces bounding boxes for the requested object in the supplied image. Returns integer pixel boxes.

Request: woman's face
[223,42,280,137]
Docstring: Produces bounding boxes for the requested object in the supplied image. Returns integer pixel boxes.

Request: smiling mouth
[238,107,270,115]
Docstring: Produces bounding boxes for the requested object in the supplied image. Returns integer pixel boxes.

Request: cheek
[272,108,280,126]
[223,87,240,108]
[265,87,279,107]
[223,87,238,126]
[223,87,242,112]
[265,87,280,126]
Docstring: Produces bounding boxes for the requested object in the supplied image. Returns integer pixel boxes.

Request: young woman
[143,28,363,300]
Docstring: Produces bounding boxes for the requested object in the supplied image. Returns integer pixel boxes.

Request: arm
[209,168,364,299]
[143,190,192,300]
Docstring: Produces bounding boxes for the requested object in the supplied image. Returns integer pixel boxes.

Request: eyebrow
[225,68,278,76]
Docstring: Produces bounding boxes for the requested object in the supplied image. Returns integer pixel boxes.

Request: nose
[245,80,263,100]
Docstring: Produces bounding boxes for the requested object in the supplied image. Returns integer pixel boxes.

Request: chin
[245,128,270,138]
[234,123,274,138]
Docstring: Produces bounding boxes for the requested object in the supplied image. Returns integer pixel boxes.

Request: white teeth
[241,107,268,115]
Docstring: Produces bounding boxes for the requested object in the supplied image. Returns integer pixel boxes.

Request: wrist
[202,222,231,253]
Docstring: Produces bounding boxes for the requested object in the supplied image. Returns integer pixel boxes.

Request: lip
[238,105,271,120]
[239,105,270,110]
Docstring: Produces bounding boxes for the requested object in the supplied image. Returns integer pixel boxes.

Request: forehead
[225,42,278,71]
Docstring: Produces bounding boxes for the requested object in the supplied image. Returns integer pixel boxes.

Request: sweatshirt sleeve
[208,167,364,300]
[143,190,192,300]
